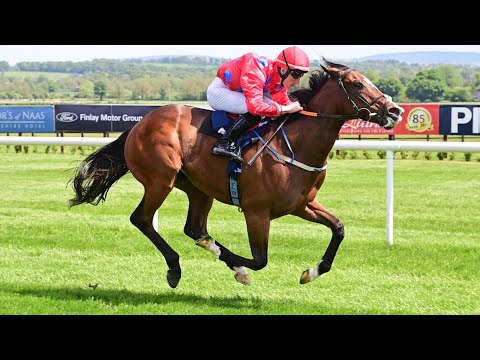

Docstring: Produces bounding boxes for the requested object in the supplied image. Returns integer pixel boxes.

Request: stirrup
[227,146,243,163]
[212,142,231,156]
[228,152,243,163]
[212,144,243,163]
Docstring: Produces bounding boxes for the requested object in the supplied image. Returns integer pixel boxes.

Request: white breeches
[206,77,276,114]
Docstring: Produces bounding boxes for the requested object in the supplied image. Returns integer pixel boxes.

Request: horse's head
[295,59,404,130]
[322,59,404,129]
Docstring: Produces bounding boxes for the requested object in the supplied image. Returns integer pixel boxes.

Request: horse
[68,59,404,288]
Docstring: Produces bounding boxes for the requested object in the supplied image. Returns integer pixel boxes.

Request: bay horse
[69,59,404,288]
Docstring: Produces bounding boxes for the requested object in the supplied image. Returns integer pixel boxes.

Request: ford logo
[56,112,78,123]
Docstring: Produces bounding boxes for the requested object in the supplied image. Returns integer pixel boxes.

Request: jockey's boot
[212,112,260,163]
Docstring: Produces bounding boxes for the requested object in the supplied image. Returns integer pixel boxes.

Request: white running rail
[2,136,480,244]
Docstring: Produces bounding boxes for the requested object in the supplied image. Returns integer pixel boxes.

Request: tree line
[0,57,479,103]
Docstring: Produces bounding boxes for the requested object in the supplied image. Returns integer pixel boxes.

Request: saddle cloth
[211,110,269,176]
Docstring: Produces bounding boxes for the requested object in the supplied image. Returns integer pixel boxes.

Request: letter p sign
[451,107,480,134]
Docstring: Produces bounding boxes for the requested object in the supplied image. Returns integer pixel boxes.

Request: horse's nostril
[388,106,404,118]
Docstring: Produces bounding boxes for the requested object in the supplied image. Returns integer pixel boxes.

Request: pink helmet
[275,46,310,72]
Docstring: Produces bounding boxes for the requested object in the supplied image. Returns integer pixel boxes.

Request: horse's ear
[320,65,329,74]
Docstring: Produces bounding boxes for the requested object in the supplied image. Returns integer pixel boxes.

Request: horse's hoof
[166,270,181,288]
[233,266,251,285]
[234,272,251,286]
[300,269,312,284]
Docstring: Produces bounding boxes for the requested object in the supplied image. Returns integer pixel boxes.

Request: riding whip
[247,114,290,167]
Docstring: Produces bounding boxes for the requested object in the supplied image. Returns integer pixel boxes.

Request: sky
[1,45,480,66]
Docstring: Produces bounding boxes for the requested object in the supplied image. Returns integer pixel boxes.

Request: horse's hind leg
[130,184,181,288]
[175,173,214,245]
[292,199,344,284]
[175,174,251,285]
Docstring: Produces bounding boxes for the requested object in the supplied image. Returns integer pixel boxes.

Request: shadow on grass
[10,285,264,310]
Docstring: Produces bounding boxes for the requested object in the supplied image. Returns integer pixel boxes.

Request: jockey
[206,46,311,163]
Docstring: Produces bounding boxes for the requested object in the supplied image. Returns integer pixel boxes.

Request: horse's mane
[290,58,348,106]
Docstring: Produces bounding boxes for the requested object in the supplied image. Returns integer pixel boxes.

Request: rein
[298,110,361,120]
[249,122,327,173]
[246,67,387,170]
[252,126,327,173]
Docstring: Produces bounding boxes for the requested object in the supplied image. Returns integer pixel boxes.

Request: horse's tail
[68,128,132,207]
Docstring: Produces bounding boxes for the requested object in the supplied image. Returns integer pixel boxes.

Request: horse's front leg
[194,238,254,286]
[292,199,344,284]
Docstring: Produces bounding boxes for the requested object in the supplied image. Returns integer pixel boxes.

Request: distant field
[0,99,212,106]
[2,71,72,80]
[0,153,479,314]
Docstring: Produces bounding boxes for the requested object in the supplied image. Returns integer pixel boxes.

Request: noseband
[336,68,387,121]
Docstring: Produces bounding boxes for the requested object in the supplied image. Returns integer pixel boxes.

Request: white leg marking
[205,240,221,257]
[196,238,221,257]
[306,259,325,282]
[307,267,319,282]
[233,266,248,276]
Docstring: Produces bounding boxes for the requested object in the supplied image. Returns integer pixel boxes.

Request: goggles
[290,70,306,79]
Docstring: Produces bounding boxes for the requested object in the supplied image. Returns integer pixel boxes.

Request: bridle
[247,67,396,170]
[300,68,391,124]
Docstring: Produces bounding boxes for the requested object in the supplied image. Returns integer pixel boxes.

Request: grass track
[0,152,479,314]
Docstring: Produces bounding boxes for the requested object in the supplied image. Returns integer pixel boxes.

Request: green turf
[0,152,479,314]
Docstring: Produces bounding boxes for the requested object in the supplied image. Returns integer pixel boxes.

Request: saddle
[199,110,269,174]
[210,110,269,174]
[201,110,270,208]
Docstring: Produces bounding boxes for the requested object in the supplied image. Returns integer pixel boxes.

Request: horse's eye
[354,82,363,89]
